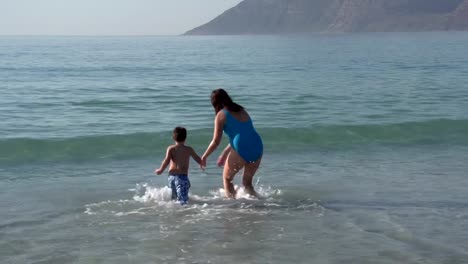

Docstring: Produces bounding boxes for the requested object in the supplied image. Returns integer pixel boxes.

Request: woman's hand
[216,155,226,167]
[216,144,231,167]
[200,155,207,170]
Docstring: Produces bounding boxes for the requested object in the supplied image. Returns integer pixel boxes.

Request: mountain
[184,0,468,35]
[450,0,468,29]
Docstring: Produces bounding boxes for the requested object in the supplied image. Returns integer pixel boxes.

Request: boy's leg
[168,176,177,200]
[175,176,190,205]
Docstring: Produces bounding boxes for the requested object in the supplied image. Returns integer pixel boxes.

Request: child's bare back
[166,144,200,175]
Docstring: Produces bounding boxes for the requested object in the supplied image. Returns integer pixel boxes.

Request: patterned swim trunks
[168,174,191,205]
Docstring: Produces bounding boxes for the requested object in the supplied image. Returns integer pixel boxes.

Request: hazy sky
[0,0,243,35]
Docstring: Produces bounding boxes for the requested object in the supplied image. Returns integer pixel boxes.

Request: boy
[155,127,202,205]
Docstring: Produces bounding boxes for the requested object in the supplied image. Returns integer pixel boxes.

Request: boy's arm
[189,147,202,165]
[155,147,172,175]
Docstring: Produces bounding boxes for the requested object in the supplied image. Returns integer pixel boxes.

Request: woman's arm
[217,144,231,167]
[202,112,224,163]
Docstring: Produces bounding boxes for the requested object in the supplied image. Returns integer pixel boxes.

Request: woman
[201,89,263,198]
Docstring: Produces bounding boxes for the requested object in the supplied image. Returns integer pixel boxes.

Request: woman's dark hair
[211,89,244,113]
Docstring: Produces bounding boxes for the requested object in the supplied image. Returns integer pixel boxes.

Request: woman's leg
[242,156,262,197]
[223,149,245,198]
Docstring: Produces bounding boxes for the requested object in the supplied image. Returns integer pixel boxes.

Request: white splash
[132,182,282,204]
[132,183,173,203]
[84,182,285,216]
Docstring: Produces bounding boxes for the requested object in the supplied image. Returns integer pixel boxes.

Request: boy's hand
[155,168,163,175]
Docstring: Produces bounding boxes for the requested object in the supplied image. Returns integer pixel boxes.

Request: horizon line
[0,34,187,37]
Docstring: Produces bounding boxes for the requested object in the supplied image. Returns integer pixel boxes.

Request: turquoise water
[1,32,468,263]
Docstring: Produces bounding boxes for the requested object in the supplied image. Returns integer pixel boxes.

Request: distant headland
[185,0,468,35]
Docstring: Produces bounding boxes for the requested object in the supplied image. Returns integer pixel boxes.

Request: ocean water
[1,32,468,263]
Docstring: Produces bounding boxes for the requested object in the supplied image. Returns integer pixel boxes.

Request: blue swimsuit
[223,110,263,163]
